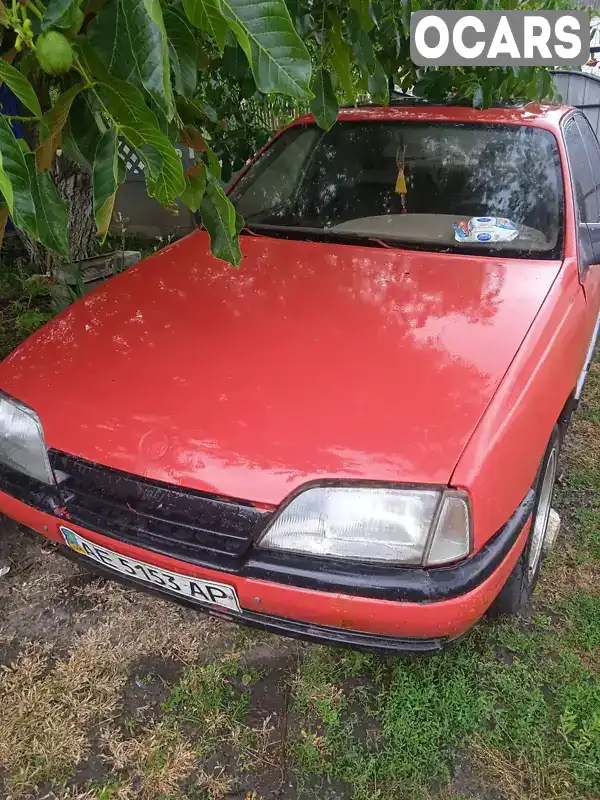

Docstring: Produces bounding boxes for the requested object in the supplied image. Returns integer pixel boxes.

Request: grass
[0,296,600,798]
[0,260,54,359]
[286,622,600,799]
[0,577,228,798]
[99,722,198,799]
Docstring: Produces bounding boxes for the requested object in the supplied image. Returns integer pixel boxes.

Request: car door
[563,113,600,393]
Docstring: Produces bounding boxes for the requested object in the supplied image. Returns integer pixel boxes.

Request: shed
[552,70,600,139]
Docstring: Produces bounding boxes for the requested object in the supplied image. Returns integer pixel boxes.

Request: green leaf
[377,15,400,63]
[149,99,177,137]
[182,0,228,54]
[180,162,206,212]
[413,71,439,98]
[219,0,312,101]
[41,0,77,29]
[0,132,70,256]
[543,69,554,101]
[350,28,389,105]
[309,68,338,131]
[128,0,174,117]
[120,121,185,204]
[235,210,244,234]
[93,127,119,242]
[0,59,42,118]
[36,83,84,171]
[176,96,218,124]
[483,79,493,109]
[198,100,218,123]
[400,0,411,37]
[353,29,376,73]
[329,24,355,103]
[359,67,371,95]
[97,78,160,127]
[0,115,37,237]
[164,6,198,98]
[350,0,373,31]
[200,173,241,266]
[221,42,247,80]
[0,151,14,213]
[14,51,37,79]
[88,0,174,120]
[75,39,113,83]
[205,144,221,181]
[368,59,389,105]
[25,153,69,258]
[61,95,102,171]
[62,128,89,171]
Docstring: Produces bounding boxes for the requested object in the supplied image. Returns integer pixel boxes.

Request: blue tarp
[0,83,23,232]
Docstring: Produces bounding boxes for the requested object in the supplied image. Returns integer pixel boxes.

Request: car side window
[232,127,320,219]
[564,118,599,224]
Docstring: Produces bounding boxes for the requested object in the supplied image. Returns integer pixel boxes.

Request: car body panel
[452,257,587,543]
[0,233,562,509]
[0,487,530,641]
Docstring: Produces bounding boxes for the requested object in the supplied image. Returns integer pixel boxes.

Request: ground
[1,291,600,798]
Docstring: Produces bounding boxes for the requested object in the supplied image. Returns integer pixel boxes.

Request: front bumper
[59,545,449,653]
[0,486,533,652]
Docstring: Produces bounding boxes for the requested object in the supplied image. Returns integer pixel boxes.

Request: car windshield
[229,121,564,259]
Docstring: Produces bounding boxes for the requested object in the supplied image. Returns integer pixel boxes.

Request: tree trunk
[19,156,96,273]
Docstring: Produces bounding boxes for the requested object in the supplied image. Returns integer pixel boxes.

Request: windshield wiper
[240,222,401,249]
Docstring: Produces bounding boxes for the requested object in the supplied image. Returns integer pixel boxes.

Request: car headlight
[257,485,471,566]
[0,392,55,485]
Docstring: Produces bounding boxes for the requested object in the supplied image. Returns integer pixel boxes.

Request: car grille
[48,450,272,569]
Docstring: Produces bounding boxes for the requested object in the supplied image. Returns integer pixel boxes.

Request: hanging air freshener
[395,145,407,214]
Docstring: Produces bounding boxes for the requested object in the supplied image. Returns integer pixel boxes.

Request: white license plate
[59,526,241,613]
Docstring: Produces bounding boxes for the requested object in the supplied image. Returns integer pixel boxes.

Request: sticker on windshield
[453,216,519,244]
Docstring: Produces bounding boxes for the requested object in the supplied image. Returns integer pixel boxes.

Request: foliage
[0,0,569,266]
[11,301,52,333]
[0,260,52,356]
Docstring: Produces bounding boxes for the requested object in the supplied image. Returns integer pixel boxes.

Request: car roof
[292,102,573,133]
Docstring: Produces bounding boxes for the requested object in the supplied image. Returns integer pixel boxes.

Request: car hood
[0,232,560,505]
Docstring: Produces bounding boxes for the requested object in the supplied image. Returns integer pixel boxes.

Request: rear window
[229,121,564,259]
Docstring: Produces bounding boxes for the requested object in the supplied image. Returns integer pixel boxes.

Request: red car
[1,103,599,652]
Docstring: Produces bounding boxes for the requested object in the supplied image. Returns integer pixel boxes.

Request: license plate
[59,526,241,613]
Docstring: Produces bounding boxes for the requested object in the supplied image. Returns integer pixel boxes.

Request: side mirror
[578,222,600,269]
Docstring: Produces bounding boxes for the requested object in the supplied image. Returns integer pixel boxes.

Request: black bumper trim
[58,545,449,654]
[240,488,536,602]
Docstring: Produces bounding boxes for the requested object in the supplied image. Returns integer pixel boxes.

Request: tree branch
[25,1,43,21]
[2,114,40,121]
